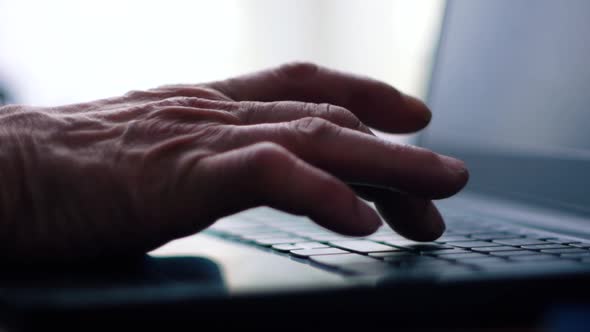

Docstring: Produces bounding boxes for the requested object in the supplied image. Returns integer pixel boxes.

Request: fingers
[189,142,383,235]
[208,62,431,133]
[351,184,444,241]
[223,118,469,199]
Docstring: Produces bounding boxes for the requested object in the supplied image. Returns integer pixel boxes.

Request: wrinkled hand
[0,63,468,263]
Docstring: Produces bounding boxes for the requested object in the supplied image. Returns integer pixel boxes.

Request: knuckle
[320,103,366,132]
[248,142,291,169]
[290,116,339,139]
[277,61,320,80]
[247,142,295,183]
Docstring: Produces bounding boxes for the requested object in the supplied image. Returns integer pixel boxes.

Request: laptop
[2,0,590,327]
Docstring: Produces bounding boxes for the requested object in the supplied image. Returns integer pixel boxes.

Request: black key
[272,242,328,252]
[541,248,589,255]
[310,253,378,267]
[442,253,491,260]
[329,240,398,253]
[521,244,571,250]
[541,237,581,244]
[492,238,547,246]
[428,248,473,256]
[490,250,538,257]
[509,254,558,262]
[471,246,520,252]
[448,241,500,248]
[470,233,521,240]
[290,248,349,258]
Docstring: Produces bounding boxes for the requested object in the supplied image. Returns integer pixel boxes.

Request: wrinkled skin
[0,63,468,264]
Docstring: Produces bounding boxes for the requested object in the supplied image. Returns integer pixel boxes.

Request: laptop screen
[421,0,590,213]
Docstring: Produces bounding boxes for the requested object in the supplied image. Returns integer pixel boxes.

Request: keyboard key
[307,234,352,242]
[570,242,590,248]
[255,237,307,246]
[492,238,547,246]
[521,244,571,250]
[447,241,500,248]
[398,244,455,252]
[442,253,490,260]
[293,241,329,249]
[272,244,301,252]
[369,252,413,258]
[541,237,581,244]
[366,234,407,241]
[241,232,292,240]
[309,253,377,267]
[540,248,589,255]
[434,235,472,243]
[470,232,521,240]
[290,248,349,258]
[429,248,473,255]
[489,250,538,257]
[472,246,520,252]
[272,242,327,252]
[329,240,397,253]
[290,230,334,237]
[379,239,424,247]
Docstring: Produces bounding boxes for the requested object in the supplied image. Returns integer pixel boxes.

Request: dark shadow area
[0,255,226,330]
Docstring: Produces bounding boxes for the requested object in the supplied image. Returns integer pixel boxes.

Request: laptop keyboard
[205,208,590,277]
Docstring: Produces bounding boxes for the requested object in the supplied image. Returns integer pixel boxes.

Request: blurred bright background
[0,0,444,140]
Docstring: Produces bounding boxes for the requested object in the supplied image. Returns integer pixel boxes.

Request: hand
[0,62,468,263]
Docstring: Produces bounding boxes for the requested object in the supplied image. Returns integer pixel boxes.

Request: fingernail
[357,201,383,231]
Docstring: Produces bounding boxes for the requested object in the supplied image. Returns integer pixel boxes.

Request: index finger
[207,62,432,133]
